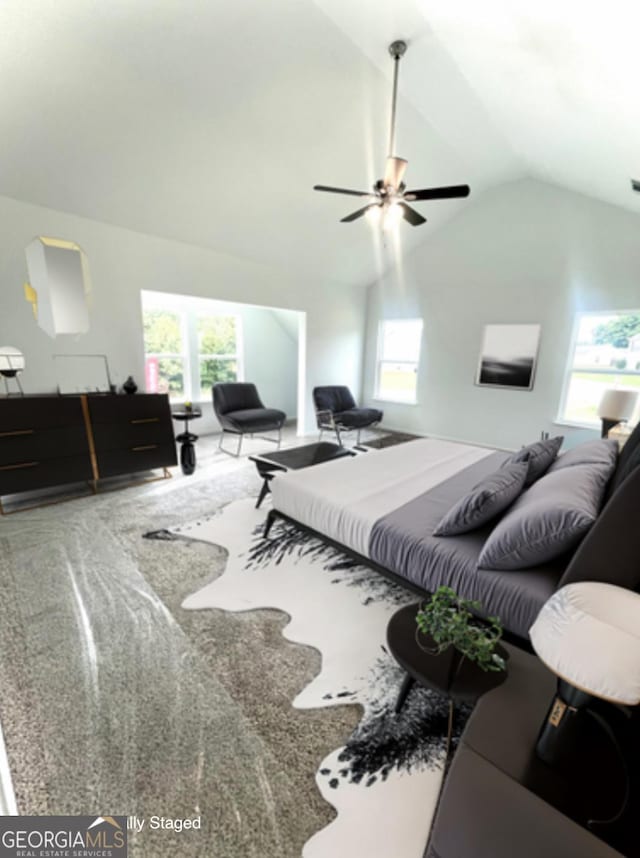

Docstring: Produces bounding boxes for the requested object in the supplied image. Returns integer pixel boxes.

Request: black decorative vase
[122,376,138,395]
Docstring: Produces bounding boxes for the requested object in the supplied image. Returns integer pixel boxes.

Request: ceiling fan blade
[314,185,371,197]
[341,204,377,223]
[404,184,471,201]
[383,156,408,189]
[398,203,427,226]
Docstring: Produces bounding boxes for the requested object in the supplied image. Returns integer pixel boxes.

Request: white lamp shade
[597,388,638,421]
[0,346,25,375]
[530,582,640,705]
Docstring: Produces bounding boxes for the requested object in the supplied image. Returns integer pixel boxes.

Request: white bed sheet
[270,438,493,557]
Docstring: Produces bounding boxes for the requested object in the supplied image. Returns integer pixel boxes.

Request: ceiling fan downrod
[387,40,407,158]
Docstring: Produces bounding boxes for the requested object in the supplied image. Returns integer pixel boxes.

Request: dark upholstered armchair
[312,386,383,446]
[212,382,286,456]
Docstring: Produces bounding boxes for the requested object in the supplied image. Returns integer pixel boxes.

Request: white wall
[242,305,299,418]
[363,179,640,450]
[0,194,366,435]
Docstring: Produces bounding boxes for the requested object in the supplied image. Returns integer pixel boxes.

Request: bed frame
[261,426,640,646]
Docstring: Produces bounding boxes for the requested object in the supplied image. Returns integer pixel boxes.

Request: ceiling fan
[314,40,470,227]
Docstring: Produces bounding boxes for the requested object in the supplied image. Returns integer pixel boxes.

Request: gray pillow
[503,436,564,486]
[549,439,618,472]
[478,458,614,570]
[433,462,529,536]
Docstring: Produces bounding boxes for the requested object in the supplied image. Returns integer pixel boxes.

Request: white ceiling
[0,0,638,288]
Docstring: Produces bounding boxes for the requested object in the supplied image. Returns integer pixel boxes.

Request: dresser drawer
[0,426,90,466]
[91,420,175,453]
[0,455,94,495]
[96,443,177,478]
[88,394,171,425]
[0,396,85,432]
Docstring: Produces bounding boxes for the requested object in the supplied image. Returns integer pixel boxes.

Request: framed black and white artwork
[475,324,541,390]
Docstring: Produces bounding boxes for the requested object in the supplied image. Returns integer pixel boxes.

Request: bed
[264,429,640,642]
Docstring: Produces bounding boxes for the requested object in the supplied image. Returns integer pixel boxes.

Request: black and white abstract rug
[148,498,462,858]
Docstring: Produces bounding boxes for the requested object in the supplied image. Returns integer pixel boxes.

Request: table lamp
[530,582,640,773]
[0,346,25,396]
[597,389,638,438]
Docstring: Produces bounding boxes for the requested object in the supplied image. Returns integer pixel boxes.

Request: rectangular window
[142,308,188,400]
[142,292,243,402]
[197,313,240,399]
[375,319,423,403]
[560,310,640,425]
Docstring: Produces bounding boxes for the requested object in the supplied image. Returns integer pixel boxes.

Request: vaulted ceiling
[0,0,638,289]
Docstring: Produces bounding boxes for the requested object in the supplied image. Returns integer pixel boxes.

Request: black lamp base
[536,680,592,766]
[601,418,620,438]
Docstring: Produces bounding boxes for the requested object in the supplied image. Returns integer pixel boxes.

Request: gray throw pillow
[503,436,564,486]
[549,439,618,472]
[478,457,614,570]
[433,462,529,536]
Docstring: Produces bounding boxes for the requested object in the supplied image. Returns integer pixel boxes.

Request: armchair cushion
[213,382,264,415]
[222,407,286,434]
[212,383,286,435]
[333,407,384,429]
[313,386,357,413]
[313,386,383,432]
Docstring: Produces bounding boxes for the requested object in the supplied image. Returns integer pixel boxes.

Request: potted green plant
[415,586,507,675]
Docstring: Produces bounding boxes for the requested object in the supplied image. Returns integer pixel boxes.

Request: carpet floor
[0,430,379,857]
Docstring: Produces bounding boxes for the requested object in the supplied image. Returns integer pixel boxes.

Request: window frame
[142,307,190,402]
[193,310,244,400]
[374,318,423,405]
[558,308,640,428]
[142,292,244,402]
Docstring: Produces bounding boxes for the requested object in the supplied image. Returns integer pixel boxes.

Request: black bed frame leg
[263,509,277,538]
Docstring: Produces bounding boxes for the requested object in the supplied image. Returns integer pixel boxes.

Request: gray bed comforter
[368,453,564,638]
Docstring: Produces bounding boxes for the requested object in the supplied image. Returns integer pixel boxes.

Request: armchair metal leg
[334,425,342,446]
[218,429,244,457]
[356,428,361,445]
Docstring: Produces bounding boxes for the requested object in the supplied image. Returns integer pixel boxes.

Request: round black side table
[172,408,203,475]
[387,602,509,756]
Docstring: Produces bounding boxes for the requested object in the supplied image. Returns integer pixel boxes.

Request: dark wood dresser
[87,394,176,479]
[0,394,177,512]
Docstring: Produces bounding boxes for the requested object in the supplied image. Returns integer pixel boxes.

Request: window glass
[142,309,186,401]
[375,319,423,403]
[141,294,242,402]
[561,312,640,424]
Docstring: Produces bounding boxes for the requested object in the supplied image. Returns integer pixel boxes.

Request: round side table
[172,408,203,475]
[387,602,509,756]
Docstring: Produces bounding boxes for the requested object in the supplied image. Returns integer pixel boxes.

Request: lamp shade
[530,582,640,706]
[597,388,638,421]
[0,346,25,377]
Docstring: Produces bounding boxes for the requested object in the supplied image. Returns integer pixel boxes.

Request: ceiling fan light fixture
[366,205,383,224]
[382,201,403,230]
